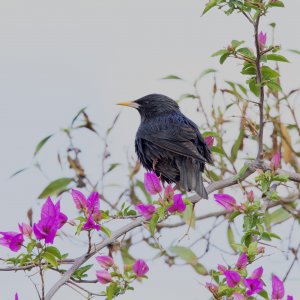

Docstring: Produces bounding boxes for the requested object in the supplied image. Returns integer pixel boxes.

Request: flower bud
[205,282,218,293]
[133,259,149,277]
[18,223,33,237]
[96,270,112,284]
[204,136,214,148]
[96,256,114,269]
[271,151,281,170]
[258,31,267,49]
[164,184,174,201]
[247,190,254,203]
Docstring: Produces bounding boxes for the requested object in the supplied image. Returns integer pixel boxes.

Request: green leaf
[101,225,112,237]
[247,241,258,256]
[195,68,217,82]
[236,164,249,179]
[72,264,93,280]
[241,64,256,75]
[258,290,269,300]
[211,146,224,155]
[269,232,281,240]
[220,52,230,64]
[38,177,73,199]
[162,75,182,80]
[106,283,119,300]
[248,78,260,97]
[202,0,219,15]
[269,208,291,224]
[237,83,248,96]
[288,49,300,55]
[149,213,159,236]
[227,225,238,252]
[231,40,245,49]
[43,252,58,268]
[265,54,289,63]
[34,135,53,156]
[169,246,197,264]
[261,232,271,241]
[182,203,195,229]
[261,66,280,80]
[192,262,208,275]
[237,47,255,59]
[211,49,228,57]
[269,1,284,7]
[44,246,62,259]
[230,129,244,162]
[121,246,135,265]
[105,163,120,175]
[266,80,282,93]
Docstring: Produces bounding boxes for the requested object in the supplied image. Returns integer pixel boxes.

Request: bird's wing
[137,122,208,162]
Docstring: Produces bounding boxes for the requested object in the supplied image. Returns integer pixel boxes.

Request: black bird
[118,94,213,199]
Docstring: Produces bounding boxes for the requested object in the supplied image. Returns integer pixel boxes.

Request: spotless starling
[118,94,213,199]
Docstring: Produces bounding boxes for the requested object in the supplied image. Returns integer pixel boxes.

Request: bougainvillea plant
[1,1,300,299]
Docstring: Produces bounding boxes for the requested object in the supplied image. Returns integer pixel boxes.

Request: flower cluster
[0,197,68,252]
[135,172,187,221]
[71,190,101,231]
[95,255,149,298]
[207,253,293,299]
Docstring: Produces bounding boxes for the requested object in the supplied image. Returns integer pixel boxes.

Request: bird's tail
[176,158,208,199]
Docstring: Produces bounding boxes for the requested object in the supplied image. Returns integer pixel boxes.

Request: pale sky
[0,1,299,299]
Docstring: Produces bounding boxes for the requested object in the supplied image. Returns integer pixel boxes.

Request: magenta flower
[204,136,214,148]
[0,232,24,252]
[133,259,149,277]
[82,214,100,231]
[214,194,236,211]
[71,190,100,215]
[258,31,267,48]
[271,151,281,170]
[272,275,285,300]
[217,264,227,273]
[251,266,264,279]
[71,189,87,210]
[244,278,263,296]
[15,293,19,300]
[144,172,162,195]
[96,270,112,284]
[96,256,114,269]
[86,192,100,214]
[224,270,241,288]
[205,282,218,293]
[164,184,174,201]
[136,204,156,220]
[236,252,248,269]
[33,197,68,244]
[18,223,33,237]
[168,194,186,213]
[232,292,246,300]
[287,296,293,300]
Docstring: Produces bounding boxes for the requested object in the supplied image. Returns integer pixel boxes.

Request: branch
[254,15,265,159]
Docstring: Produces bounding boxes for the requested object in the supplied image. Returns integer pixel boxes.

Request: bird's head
[117,94,179,119]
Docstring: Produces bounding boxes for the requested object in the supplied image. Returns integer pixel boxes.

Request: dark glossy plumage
[132,94,212,198]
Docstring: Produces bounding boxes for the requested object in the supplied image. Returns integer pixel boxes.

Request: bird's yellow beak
[117,101,140,109]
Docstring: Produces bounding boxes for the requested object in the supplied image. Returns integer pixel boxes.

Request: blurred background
[0,0,299,299]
